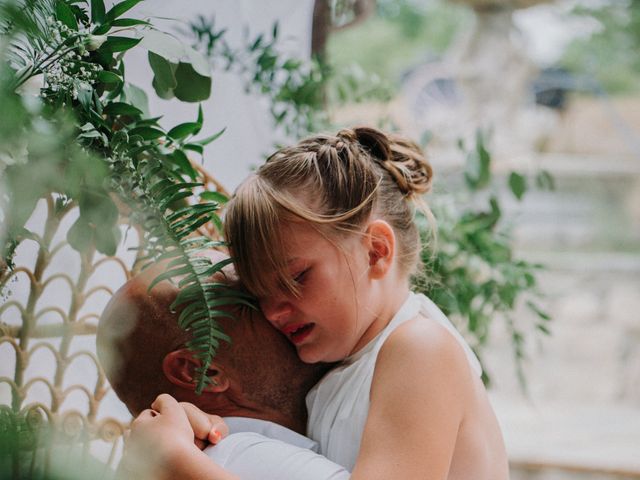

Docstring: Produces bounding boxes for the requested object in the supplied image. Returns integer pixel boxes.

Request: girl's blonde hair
[224,126,434,299]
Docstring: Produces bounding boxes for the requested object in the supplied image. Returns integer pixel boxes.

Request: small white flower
[85,35,107,51]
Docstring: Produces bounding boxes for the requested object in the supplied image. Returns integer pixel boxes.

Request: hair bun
[340,127,433,197]
[387,134,433,196]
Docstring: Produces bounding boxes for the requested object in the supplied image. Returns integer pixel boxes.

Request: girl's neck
[349,279,411,356]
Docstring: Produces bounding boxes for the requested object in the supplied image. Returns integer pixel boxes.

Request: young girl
[128,127,509,479]
[223,126,509,479]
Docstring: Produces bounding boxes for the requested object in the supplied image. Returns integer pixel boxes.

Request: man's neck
[204,399,307,435]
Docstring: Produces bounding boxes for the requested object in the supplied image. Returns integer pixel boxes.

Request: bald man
[97,254,349,480]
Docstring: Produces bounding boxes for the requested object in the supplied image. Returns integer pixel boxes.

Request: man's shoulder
[204,431,349,480]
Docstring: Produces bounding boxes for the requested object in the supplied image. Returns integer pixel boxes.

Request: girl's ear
[365,219,395,279]
[162,349,230,393]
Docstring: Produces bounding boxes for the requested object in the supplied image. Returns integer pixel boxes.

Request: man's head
[97,252,329,433]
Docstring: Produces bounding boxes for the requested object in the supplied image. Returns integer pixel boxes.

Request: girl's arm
[121,394,238,480]
[350,318,473,480]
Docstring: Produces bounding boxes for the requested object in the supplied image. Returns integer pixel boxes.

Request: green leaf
[508,172,527,200]
[200,191,228,204]
[194,127,226,146]
[95,224,121,256]
[67,219,93,252]
[184,45,211,77]
[141,29,185,63]
[128,126,165,140]
[97,70,122,85]
[148,51,177,92]
[535,170,555,191]
[111,18,150,27]
[526,301,551,321]
[103,101,143,117]
[173,62,212,102]
[168,150,198,179]
[56,1,78,30]
[152,75,175,100]
[167,122,201,140]
[197,104,203,126]
[104,36,142,52]
[91,0,106,24]
[183,143,204,155]
[105,0,144,22]
[122,82,149,117]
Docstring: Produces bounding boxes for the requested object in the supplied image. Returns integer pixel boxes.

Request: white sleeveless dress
[305,291,482,471]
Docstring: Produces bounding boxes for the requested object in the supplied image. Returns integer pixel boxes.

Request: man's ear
[365,219,395,279]
[162,349,230,393]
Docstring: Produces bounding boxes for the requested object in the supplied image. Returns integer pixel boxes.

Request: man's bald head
[97,252,329,430]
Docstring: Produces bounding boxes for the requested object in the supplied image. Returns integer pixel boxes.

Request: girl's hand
[119,394,235,480]
[120,393,199,479]
[179,401,229,448]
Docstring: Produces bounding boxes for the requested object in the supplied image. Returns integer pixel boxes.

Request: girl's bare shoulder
[376,314,472,381]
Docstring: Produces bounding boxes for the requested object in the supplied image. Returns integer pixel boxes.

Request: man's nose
[260,297,293,327]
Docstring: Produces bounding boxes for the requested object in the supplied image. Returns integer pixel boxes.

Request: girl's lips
[281,323,315,344]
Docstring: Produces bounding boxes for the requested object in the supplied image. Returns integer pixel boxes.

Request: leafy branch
[413,131,554,387]
[0,0,242,393]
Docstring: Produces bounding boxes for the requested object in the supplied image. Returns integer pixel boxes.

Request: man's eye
[293,268,309,284]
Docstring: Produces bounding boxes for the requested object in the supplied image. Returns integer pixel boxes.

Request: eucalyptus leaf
[67,218,93,252]
[141,29,185,63]
[121,82,149,117]
[148,51,177,92]
[173,62,211,102]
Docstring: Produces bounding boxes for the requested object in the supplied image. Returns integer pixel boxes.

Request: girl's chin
[297,344,346,364]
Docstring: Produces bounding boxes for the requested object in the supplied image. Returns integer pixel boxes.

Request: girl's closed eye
[293,267,310,285]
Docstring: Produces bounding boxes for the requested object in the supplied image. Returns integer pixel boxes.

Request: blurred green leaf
[508,172,527,200]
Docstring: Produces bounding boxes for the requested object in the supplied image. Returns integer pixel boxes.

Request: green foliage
[189,16,330,138]
[560,0,640,93]
[326,0,471,92]
[412,132,553,387]
[0,408,109,479]
[0,0,238,394]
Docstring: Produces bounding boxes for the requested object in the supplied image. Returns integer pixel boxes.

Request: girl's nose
[260,297,293,328]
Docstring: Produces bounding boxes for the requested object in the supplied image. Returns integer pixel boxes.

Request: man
[97,252,349,479]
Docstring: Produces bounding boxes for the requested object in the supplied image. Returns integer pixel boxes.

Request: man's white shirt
[203,417,350,480]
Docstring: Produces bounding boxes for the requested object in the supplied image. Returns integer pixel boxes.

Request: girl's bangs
[225,176,296,299]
